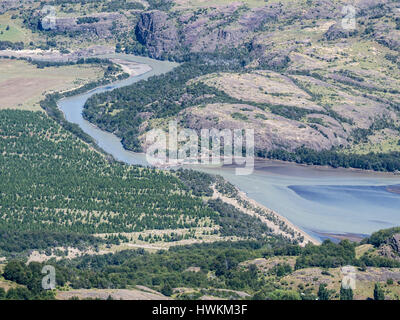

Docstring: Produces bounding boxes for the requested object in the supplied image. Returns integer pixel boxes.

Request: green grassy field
[0,13,36,43]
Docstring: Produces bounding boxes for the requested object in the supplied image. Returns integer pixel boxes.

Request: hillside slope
[77,0,400,170]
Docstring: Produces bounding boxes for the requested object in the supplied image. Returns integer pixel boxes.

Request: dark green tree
[0,288,5,300]
[161,282,173,297]
[317,283,330,300]
[374,283,385,300]
[3,261,30,284]
[252,291,266,300]
[340,286,353,300]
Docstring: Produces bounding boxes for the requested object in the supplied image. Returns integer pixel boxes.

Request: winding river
[58,54,400,243]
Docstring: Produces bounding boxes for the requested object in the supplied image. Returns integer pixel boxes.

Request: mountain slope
[78,0,400,171]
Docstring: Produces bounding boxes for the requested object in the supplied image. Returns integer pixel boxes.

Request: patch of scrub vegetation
[231,112,248,121]
[0,230,106,255]
[0,13,35,43]
[342,130,400,155]
[255,113,268,120]
[3,226,400,300]
[1,240,282,299]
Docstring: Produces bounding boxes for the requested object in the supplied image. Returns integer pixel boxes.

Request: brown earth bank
[211,185,320,246]
[313,232,369,243]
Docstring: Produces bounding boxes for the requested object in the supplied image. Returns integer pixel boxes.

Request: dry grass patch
[194,71,323,111]
[173,0,267,9]
[56,288,169,300]
[0,59,103,111]
[241,256,297,272]
[355,244,374,259]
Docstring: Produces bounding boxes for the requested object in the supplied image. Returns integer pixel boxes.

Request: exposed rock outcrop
[379,234,400,261]
[324,23,358,41]
[134,1,343,59]
[135,10,179,59]
[40,13,126,38]
[176,103,347,153]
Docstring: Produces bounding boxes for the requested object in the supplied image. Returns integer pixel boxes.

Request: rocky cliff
[135,10,179,59]
[379,234,400,262]
[49,13,127,38]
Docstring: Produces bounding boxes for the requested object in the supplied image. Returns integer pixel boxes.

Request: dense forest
[0,110,289,256]
[0,110,213,235]
[2,227,399,300]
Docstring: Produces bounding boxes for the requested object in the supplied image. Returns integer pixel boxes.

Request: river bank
[110,58,152,77]
[57,53,400,244]
[212,186,320,245]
